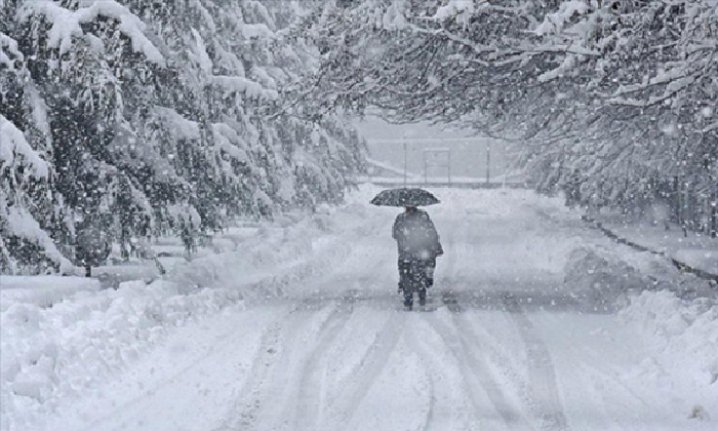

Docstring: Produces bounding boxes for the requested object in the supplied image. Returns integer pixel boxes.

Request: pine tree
[1,0,365,274]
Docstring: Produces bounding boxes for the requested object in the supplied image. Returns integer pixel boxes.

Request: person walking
[392,206,443,309]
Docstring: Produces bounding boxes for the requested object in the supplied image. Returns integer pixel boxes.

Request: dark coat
[392,209,443,260]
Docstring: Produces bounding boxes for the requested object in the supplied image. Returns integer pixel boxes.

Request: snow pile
[0,278,251,431]
[169,203,368,294]
[563,246,651,310]
[621,290,718,420]
[0,190,380,431]
[599,214,718,275]
[0,276,99,311]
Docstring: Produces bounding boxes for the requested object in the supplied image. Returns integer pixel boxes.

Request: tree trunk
[85,265,92,277]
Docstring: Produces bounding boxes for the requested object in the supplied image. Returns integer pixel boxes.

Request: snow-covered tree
[307,0,716,235]
[1,0,365,274]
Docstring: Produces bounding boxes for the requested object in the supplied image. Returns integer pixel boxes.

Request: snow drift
[0,193,378,431]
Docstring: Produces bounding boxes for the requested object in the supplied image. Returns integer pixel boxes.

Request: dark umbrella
[370,188,440,207]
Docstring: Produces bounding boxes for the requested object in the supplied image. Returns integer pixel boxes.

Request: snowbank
[0,187,380,431]
[621,290,718,421]
[608,220,717,275]
[563,246,650,310]
[562,241,716,306]
[561,228,718,420]
[0,276,99,311]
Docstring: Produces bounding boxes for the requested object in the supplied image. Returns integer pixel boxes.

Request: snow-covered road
[10,188,716,431]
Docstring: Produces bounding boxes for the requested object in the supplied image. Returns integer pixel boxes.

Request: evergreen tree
[1,0,365,274]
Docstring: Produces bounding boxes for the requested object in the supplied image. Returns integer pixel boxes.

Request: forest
[1,0,366,274]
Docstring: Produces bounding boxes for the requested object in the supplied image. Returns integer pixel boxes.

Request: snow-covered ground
[1,186,716,431]
[599,216,717,275]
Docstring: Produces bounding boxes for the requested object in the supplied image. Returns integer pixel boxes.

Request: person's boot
[418,288,426,306]
[403,292,413,310]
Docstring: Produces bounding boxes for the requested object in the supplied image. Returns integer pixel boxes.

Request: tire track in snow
[216,310,288,431]
[220,294,360,431]
[220,298,343,431]
[425,306,533,431]
[455,307,538,420]
[419,375,437,431]
[290,292,357,431]
[405,317,461,431]
[432,210,530,429]
[556,345,652,430]
[502,293,570,431]
[325,310,404,426]
[80,308,282,431]
[438,202,569,430]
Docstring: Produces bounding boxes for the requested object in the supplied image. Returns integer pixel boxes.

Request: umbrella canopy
[370,188,440,207]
